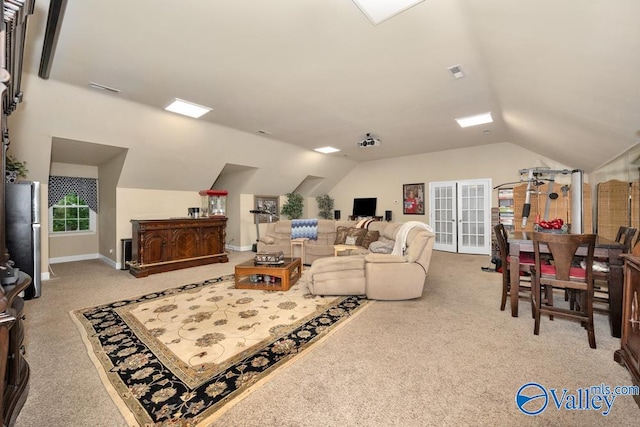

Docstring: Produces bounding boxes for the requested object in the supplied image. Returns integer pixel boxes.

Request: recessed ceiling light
[164,98,212,118]
[455,112,493,128]
[314,146,341,154]
[352,0,425,25]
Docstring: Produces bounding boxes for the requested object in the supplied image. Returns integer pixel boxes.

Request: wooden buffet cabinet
[0,272,31,426]
[129,217,228,278]
[615,253,640,408]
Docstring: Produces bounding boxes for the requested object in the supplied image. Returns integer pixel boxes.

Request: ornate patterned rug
[71,274,370,426]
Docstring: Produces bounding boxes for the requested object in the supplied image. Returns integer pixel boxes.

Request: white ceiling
[22,0,640,172]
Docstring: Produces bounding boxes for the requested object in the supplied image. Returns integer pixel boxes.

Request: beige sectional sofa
[257,219,363,264]
[257,219,435,300]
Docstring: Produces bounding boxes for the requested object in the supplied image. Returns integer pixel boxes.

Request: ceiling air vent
[447,65,465,79]
[89,82,121,93]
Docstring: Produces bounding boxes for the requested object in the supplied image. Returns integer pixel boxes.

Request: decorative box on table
[254,251,285,265]
[199,189,228,217]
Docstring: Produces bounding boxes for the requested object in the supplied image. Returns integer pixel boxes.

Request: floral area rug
[71,275,369,426]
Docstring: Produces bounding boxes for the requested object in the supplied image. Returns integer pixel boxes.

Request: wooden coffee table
[235,257,302,291]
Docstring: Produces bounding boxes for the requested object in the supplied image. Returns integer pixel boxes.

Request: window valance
[48,176,98,212]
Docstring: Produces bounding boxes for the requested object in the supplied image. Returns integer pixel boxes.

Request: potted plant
[281,192,304,219]
[316,194,334,219]
[6,154,28,183]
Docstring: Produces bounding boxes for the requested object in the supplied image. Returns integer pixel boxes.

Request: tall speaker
[385,210,392,222]
[334,210,341,220]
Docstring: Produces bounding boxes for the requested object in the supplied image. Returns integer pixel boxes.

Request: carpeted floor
[16,250,640,426]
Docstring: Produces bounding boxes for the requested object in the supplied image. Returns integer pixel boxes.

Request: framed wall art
[253,195,280,223]
[403,183,425,215]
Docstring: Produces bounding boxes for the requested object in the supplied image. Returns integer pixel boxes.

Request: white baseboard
[226,244,253,252]
[99,254,118,269]
[49,253,122,271]
[49,253,100,264]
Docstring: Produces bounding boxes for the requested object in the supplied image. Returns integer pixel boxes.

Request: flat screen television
[352,197,377,217]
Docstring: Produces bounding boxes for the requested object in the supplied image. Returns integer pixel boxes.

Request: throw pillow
[369,241,394,254]
[345,227,367,247]
[334,226,349,245]
[361,230,380,250]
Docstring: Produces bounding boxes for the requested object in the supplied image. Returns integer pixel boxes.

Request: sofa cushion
[334,226,368,246]
[361,230,380,249]
[381,223,402,240]
[274,220,292,234]
[346,227,367,246]
[334,226,349,244]
[369,240,393,254]
[259,235,275,244]
[309,255,366,274]
[405,229,429,263]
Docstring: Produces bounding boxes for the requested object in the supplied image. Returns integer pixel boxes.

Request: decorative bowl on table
[534,218,569,234]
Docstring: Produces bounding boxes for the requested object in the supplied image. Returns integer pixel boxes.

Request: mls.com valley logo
[516,382,620,416]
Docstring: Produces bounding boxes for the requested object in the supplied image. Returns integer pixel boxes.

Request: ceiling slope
[21,0,640,172]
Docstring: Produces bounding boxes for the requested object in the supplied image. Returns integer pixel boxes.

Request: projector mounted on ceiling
[357,133,381,148]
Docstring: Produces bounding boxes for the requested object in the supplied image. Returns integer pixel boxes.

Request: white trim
[99,254,118,269]
[226,244,252,252]
[48,204,97,235]
[49,253,99,264]
[49,230,97,237]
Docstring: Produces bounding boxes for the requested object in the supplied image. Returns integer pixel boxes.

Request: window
[50,193,95,233]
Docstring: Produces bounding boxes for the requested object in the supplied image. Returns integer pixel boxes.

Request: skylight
[352,0,425,25]
[314,146,341,154]
[164,98,212,118]
[455,112,493,128]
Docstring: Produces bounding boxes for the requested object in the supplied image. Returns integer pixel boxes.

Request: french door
[429,179,492,255]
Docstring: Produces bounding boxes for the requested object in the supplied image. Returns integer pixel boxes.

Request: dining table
[508,231,626,338]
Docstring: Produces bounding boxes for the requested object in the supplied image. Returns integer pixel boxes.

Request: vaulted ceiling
[23,0,640,172]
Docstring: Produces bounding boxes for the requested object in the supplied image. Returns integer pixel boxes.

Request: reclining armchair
[306,225,435,300]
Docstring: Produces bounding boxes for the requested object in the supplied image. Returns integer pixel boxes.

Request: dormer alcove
[48,138,127,267]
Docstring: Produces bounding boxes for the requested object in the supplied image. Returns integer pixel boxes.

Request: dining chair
[531,232,597,348]
[589,226,636,312]
[493,224,535,312]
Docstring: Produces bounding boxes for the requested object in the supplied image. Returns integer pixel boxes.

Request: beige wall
[330,142,574,224]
